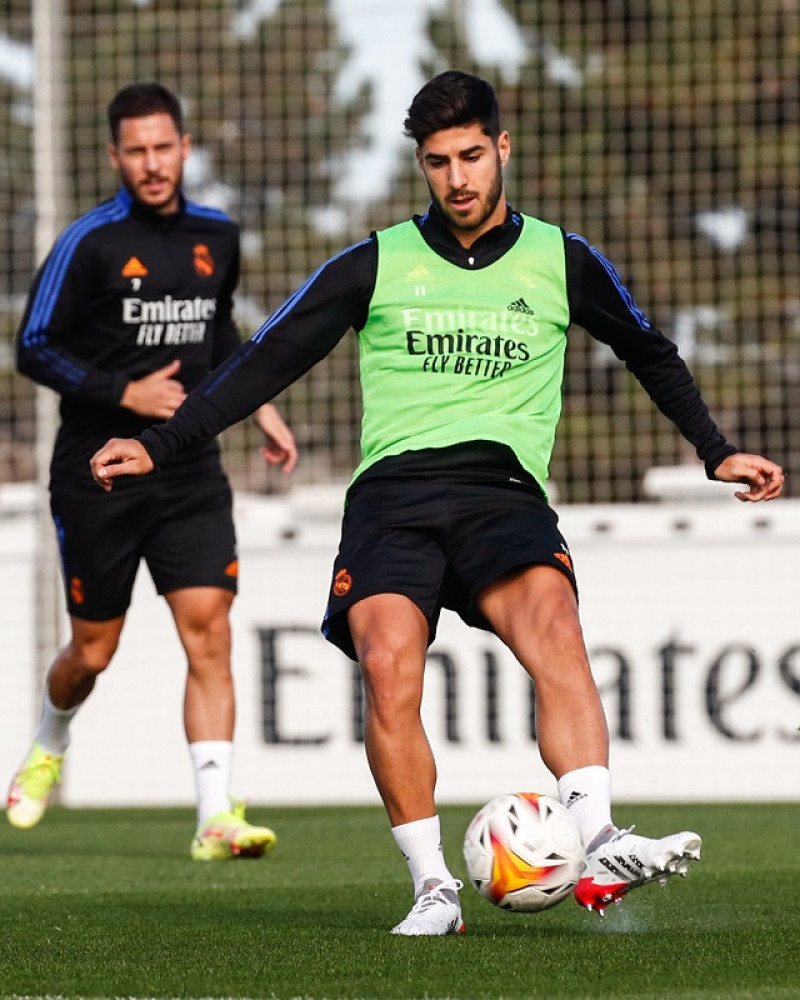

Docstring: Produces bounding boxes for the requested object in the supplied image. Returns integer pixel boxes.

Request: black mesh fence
[2,1,798,500]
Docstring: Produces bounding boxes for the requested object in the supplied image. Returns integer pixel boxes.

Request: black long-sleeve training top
[16,187,242,488]
[137,203,736,489]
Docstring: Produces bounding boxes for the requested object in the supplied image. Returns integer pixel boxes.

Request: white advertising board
[2,483,798,807]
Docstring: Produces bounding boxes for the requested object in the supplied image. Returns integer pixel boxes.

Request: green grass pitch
[1,802,798,999]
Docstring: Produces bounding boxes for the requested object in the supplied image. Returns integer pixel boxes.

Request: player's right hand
[120,359,186,418]
[90,438,154,491]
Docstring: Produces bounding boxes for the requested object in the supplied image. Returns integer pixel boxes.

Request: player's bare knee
[538,602,584,645]
[360,644,422,715]
[182,619,231,667]
[63,637,116,677]
[360,642,402,686]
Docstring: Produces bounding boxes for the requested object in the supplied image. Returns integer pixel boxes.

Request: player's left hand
[253,403,298,474]
[713,452,785,502]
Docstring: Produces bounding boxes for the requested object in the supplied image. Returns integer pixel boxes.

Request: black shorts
[321,476,577,660]
[50,471,237,621]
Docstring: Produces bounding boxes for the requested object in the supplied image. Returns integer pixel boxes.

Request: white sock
[391,815,454,895]
[189,740,233,826]
[36,689,80,755]
[557,765,614,849]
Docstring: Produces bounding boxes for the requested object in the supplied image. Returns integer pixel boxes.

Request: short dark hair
[107,82,184,144]
[403,71,501,146]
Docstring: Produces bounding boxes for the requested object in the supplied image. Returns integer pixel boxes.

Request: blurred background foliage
[1,0,798,500]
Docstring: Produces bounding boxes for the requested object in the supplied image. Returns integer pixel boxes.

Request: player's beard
[120,164,183,214]
[429,152,505,236]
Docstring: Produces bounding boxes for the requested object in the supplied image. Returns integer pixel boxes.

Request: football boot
[575,826,701,915]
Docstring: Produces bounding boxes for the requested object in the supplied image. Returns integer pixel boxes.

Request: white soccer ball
[463,792,585,912]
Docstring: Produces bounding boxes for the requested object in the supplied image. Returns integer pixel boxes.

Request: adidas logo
[507,297,534,316]
[565,790,586,808]
[407,264,430,279]
[122,256,148,278]
[600,854,643,878]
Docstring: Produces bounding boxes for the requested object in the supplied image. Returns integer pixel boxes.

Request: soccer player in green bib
[90,71,784,934]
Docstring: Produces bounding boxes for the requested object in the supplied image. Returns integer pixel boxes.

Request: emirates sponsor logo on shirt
[123,295,217,346]
[397,304,541,380]
[123,296,217,323]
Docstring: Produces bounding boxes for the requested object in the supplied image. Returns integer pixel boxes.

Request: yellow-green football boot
[7,742,64,829]
[190,799,277,860]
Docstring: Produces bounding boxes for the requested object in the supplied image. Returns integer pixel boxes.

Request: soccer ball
[463,792,585,912]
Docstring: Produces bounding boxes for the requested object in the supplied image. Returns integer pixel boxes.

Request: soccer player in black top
[90,73,783,928]
[7,83,297,860]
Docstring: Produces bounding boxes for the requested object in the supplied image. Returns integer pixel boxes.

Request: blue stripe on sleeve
[36,345,87,385]
[566,231,651,330]
[203,238,371,395]
[21,190,131,347]
[251,238,372,343]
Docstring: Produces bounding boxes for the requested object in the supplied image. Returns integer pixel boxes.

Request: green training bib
[352,215,569,495]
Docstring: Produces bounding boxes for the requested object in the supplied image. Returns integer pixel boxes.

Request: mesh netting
[2,0,798,500]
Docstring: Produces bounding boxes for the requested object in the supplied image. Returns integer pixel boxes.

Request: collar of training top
[115,186,186,226]
[412,201,523,268]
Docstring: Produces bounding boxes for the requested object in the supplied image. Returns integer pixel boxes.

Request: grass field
[1,802,798,1000]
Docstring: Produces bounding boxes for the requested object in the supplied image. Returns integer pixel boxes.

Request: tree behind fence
[1,0,798,502]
